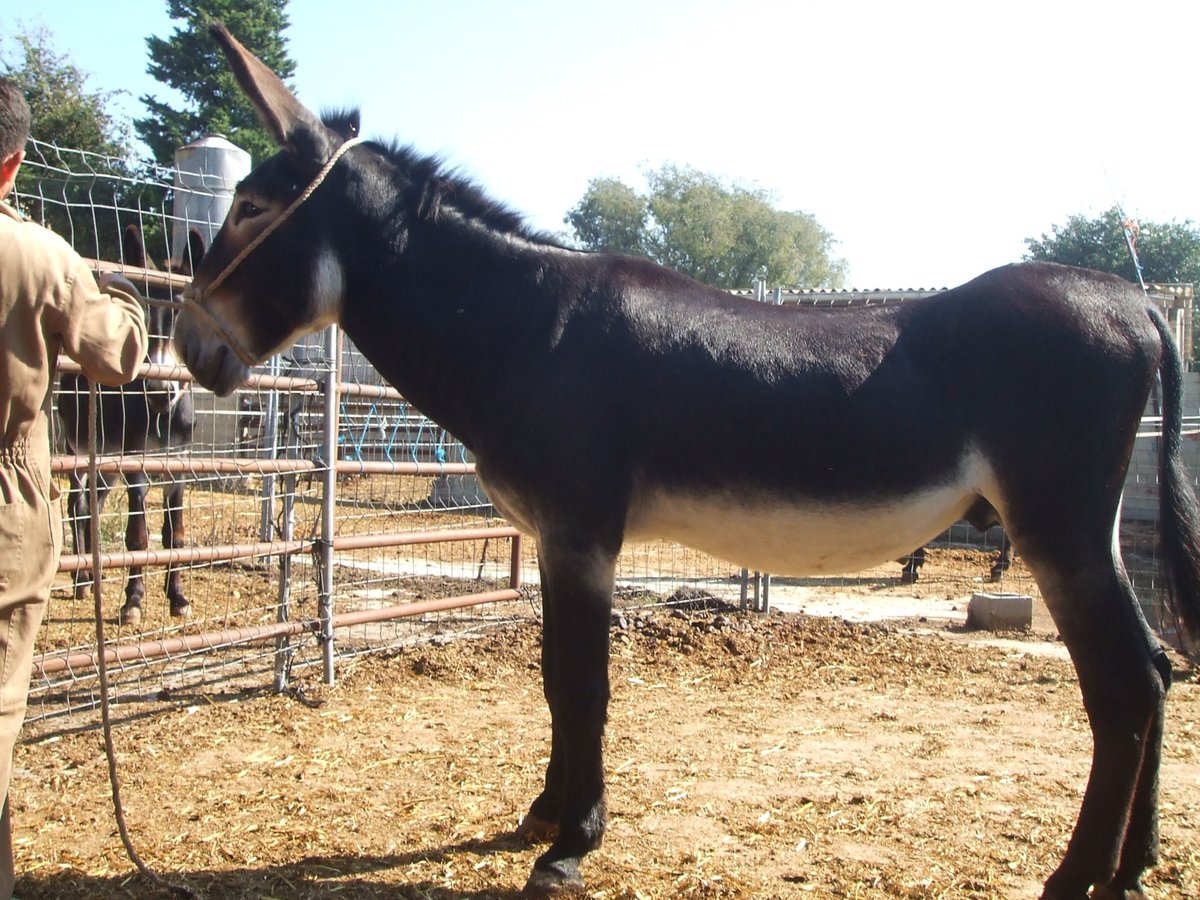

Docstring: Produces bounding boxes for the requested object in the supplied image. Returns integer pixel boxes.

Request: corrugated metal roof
[734,282,1194,309]
[729,287,945,307]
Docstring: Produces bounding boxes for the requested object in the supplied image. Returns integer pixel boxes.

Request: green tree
[564,177,647,258]
[1027,207,1200,362]
[2,27,129,156]
[136,0,295,166]
[1,27,149,260]
[1024,206,1200,287]
[565,164,847,290]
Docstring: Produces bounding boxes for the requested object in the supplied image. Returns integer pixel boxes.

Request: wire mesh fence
[12,138,1199,728]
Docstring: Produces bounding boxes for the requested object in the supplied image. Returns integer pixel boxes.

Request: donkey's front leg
[516,560,566,843]
[119,473,149,627]
[162,479,191,619]
[523,536,616,897]
[66,472,90,600]
[69,472,112,601]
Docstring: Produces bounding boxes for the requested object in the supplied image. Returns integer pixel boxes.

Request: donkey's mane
[321,109,566,250]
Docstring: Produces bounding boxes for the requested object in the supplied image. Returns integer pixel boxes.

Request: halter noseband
[183,136,365,368]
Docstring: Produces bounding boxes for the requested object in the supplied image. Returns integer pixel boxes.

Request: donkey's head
[175,22,360,397]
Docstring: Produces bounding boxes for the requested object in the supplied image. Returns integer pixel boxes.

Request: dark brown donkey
[58,224,199,626]
[175,23,1200,899]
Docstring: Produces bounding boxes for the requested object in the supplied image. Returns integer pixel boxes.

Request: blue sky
[10,0,1199,289]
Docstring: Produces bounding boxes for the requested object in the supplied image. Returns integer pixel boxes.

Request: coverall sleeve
[55,255,148,386]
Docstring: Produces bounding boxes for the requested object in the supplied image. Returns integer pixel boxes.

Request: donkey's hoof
[119,605,142,627]
[170,603,192,620]
[515,813,558,843]
[521,860,585,897]
[1038,875,1091,900]
[1091,885,1147,900]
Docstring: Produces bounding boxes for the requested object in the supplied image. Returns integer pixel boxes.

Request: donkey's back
[496,260,1161,577]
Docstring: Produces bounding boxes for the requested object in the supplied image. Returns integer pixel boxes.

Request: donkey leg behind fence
[65,468,113,605]
[120,470,191,626]
[61,420,191,626]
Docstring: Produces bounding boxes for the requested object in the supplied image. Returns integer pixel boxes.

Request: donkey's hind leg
[989,531,1013,582]
[162,479,190,619]
[1024,543,1169,900]
[67,472,112,602]
[1096,646,1173,899]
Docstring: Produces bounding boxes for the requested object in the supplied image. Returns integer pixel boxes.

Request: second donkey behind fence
[57,224,200,626]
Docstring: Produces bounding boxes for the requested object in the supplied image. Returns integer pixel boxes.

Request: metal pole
[51,454,477,477]
[56,526,521,574]
[258,354,281,543]
[273,472,296,692]
[510,533,524,591]
[319,326,341,685]
[273,352,303,691]
[37,587,522,679]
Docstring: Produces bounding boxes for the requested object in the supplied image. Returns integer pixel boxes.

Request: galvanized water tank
[172,133,251,266]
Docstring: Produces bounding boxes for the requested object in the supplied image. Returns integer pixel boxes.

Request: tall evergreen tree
[136,0,294,165]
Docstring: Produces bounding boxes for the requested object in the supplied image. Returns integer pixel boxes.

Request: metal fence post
[259,354,281,543]
[272,354,298,693]
[320,325,341,685]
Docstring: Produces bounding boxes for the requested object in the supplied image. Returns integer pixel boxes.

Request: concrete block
[429,474,489,508]
[966,592,1033,631]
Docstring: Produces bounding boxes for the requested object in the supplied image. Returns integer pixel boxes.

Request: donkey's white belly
[482,451,998,576]
[627,456,997,576]
[627,489,967,575]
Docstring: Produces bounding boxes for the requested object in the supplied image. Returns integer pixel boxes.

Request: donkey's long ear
[122,223,148,269]
[209,21,339,168]
[184,229,207,275]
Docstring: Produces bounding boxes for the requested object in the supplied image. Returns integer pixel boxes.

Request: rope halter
[183,136,365,368]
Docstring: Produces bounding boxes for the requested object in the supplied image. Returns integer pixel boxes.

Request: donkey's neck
[338,212,579,452]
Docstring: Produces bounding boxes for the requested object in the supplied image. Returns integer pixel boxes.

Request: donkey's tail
[1150,306,1200,648]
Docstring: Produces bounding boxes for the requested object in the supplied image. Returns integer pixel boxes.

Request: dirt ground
[10,551,1200,900]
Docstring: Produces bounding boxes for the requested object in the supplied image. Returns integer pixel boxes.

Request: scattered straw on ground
[12,605,1199,899]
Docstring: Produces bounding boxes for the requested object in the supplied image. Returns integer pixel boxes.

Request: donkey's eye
[236,199,263,223]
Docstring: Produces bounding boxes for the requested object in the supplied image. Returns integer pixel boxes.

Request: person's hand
[98,271,142,299]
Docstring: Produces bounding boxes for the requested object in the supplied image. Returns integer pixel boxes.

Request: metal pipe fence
[36,322,533,721]
[17,139,535,724]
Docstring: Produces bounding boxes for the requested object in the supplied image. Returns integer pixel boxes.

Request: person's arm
[53,258,149,386]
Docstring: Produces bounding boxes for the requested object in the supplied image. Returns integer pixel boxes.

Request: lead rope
[183,136,365,367]
[87,382,198,898]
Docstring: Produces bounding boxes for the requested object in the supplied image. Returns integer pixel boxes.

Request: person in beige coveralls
[0,77,148,898]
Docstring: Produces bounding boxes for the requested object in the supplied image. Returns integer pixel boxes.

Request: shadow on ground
[16,833,535,899]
